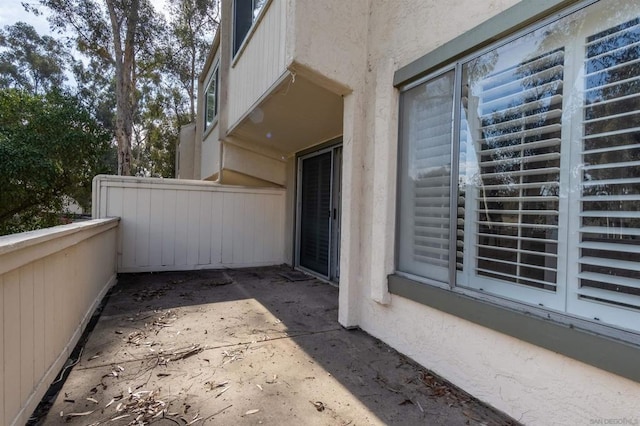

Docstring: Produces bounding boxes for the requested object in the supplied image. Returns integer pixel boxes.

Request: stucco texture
[346,0,640,424]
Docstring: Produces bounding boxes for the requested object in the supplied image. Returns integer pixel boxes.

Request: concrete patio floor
[33,266,518,425]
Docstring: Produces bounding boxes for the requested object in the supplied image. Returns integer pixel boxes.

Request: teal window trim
[391,0,640,383]
[389,274,640,383]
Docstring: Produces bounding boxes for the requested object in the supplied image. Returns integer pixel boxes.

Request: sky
[0,0,169,37]
[0,1,51,35]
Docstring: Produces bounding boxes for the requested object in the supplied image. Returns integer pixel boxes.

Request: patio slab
[34,266,518,425]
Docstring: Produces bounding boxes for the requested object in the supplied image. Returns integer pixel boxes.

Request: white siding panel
[211,191,223,265]
[186,191,201,265]
[33,260,45,385]
[149,189,164,266]
[199,193,213,265]
[162,190,177,266]
[3,271,19,426]
[232,194,244,264]
[43,256,55,373]
[175,190,189,266]
[121,188,137,269]
[135,188,151,267]
[19,265,34,403]
[92,176,286,272]
[228,0,288,127]
[221,192,234,265]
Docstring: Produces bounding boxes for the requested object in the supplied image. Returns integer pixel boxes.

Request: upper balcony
[224,0,368,157]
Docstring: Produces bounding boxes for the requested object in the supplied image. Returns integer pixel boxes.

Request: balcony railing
[1,175,287,425]
[0,218,119,425]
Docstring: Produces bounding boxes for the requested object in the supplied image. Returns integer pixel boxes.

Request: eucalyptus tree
[31,0,164,175]
[164,0,220,122]
[0,21,71,94]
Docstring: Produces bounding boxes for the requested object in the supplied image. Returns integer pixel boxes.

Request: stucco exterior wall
[201,124,220,180]
[344,0,640,424]
[287,0,368,93]
[177,123,196,180]
[222,142,286,186]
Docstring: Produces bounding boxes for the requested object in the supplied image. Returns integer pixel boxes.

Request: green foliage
[5,0,220,187]
[164,0,219,121]
[0,89,115,235]
[0,21,72,94]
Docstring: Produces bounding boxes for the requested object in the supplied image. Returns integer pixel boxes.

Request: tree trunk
[106,0,139,176]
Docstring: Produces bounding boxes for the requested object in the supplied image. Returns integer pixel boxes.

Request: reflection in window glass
[205,66,218,129]
[397,71,454,284]
[461,28,565,292]
[234,0,267,55]
[396,0,640,331]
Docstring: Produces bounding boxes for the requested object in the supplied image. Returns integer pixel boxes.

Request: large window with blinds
[396,0,640,333]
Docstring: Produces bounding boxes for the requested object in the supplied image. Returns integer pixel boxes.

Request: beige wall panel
[3,270,20,425]
[43,256,55,373]
[222,143,286,186]
[201,125,220,180]
[0,218,117,425]
[32,260,46,383]
[178,124,196,179]
[0,276,3,424]
[19,264,34,403]
[228,0,287,127]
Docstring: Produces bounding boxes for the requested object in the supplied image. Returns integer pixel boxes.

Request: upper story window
[233,0,267,56]
[204,63,219,130]
[396,0,640,334]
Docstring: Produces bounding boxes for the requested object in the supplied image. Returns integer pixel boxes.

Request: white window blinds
[397,0,640,333]
[397,71,454,283]
[577,17,640,312]
[468,48,564,292]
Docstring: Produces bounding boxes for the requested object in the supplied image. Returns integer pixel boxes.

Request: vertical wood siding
[0,218,119,426]
[228,0,288,127]
[93,176,286,272]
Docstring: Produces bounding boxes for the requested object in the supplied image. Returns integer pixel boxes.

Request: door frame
[295,142,343,282]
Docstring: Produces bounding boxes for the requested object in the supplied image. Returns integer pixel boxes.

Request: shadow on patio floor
[33,266,519,425]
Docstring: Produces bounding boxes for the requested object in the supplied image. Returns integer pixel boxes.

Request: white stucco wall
[342,0,640,424]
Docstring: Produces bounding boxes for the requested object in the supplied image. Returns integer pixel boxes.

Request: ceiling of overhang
[229,74,344,156]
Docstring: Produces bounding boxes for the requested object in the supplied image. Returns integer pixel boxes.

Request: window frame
[391,0,640,383]
[204,62,220,133]
[232,0,271,61]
